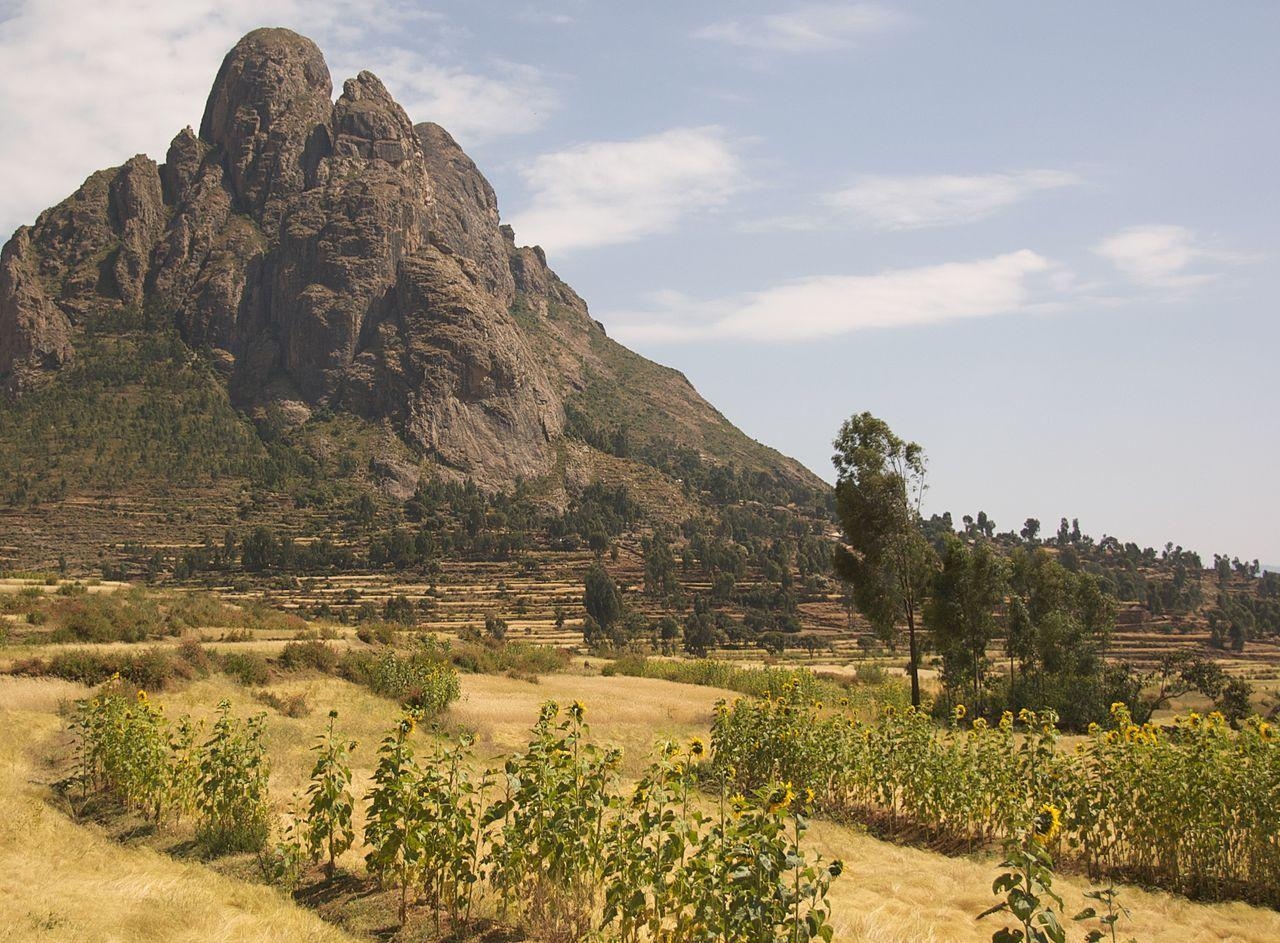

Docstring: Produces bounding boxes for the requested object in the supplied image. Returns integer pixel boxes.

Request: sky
[1,1,1276,563]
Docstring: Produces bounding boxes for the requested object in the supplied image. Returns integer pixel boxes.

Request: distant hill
[0,28,824,567]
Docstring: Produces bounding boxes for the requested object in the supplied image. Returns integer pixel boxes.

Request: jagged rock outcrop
[0,228,73,391]
[198,28,333,231]
[0,27,817,494]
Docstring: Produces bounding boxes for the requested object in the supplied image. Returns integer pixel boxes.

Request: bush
[448,639,568,677]
[340,649,459,714]
[48,591,166,643]
[356,622,397,645]
[11,647,189,688]
[609,656,908,715]
[177,637,213,674]
[278,640,338,673]
[222,651,270,686]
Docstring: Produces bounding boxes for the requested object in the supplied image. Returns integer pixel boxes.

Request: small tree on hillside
[831,412,936,707]
[683,597,718,657]
[583,562,622,644]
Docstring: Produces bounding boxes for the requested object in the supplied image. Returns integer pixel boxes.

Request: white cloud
[694,3,907,53]
[360,54,559,143]
[1093,225,1218,292]
[0,0,555,239]
[507,127,748,254]
[609,250,1054,344]
[827,170,1081,229]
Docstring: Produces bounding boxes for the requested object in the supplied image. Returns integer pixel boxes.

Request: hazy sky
[1,1,1276,562]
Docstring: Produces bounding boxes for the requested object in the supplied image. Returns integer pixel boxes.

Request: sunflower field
[710,682,1280,906]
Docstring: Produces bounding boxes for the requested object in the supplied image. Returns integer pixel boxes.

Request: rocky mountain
[0,28,820,535]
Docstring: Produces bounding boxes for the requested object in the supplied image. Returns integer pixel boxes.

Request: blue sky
[1,1,1276,562]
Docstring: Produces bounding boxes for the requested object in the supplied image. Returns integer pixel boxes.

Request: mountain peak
[199,28,332,220]
[0,29,820,503]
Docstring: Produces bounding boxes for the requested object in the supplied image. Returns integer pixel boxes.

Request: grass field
[4,653,1280,942]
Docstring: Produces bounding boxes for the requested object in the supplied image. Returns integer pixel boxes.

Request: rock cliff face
[0,28,814,494]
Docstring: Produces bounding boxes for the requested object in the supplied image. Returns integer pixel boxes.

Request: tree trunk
[906,605,921,707]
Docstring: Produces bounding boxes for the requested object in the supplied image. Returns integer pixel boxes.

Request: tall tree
[642,533,679,598]
[831,412,936,707]
[925,536,1007,711]
[582,562,622,639]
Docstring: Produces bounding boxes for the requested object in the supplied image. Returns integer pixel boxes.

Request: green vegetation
[71,686,270,855]
[301,711,356,879]
[712,685,1280,906]
[605,655,910,714]
[339,647,461,713]
[195,700,272,854]
[832,413,1271,728]
[832,412,934,707]
[0,331,272,504]
[68,690,840,941]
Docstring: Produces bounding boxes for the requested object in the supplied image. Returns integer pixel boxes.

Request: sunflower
[1031,804,1061,845]
[766,783,795,815]
[569,700,586,722]
[689,737,706,758]
[953,704,967,721]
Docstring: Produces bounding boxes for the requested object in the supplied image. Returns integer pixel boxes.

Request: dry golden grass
[3,667,1280,942]
[808,820,1280,943]
[452,672,732,776]
[0,678,357,943]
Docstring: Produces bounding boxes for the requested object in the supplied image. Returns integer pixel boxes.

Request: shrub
[448,639,568,677]
[485,614,509,641]
[340,649,460,714]
[356,622,397,645]
[13,647,188,688]
[383,595,417,625]
[48,591,167,643]
[609,656,908,716]
[278,640,338,673]
[177,637,213,674]
[222,651,270,686]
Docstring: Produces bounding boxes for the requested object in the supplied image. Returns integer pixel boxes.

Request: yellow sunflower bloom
[1031,804,1061,845]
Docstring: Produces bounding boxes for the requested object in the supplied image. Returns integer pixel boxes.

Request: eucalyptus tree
[831,412,936,707]
[926,536,1008,711]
